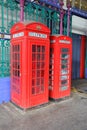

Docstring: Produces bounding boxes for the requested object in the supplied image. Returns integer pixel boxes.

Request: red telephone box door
[49,35,72,99]
[58,45,72,98]
[28,40,49,107]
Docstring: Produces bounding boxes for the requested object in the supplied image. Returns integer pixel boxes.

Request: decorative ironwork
[0,0,20,77]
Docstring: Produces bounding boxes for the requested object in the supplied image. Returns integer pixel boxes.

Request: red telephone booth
[49,35,72,100]
[10,22,50,109]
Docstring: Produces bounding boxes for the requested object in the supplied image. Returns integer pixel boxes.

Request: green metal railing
[0,0,20,33]
[0,0,20,77]
[63,13,72,36]
[0,40,10,77]
[24,3,72,35]
[24,3,60,34]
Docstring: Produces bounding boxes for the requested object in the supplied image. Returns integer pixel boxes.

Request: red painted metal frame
[80,36,86,78]
[49,35,72,99]
[10,22,50,109]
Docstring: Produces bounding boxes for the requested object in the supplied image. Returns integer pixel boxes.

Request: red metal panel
[49,35,72,99]
[10,22,50,109]
[27,40,50,107]
[80,36,86,78]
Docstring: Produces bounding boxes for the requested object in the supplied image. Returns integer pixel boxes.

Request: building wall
[72,15,87,35]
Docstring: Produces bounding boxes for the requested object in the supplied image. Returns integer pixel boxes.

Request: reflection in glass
[61,69,69,74]
[32,45,36,52]
[61,75,68,80]
[61,54,69,59]
[61,80,67,85]
[61,59,68,64]
[61,64,69,69]
[61,48,69,53]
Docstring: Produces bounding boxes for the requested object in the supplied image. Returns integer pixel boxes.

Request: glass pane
[32,54,36,61]
[12,45,20,77]
[61,75,68,80]
[61,64,68,69]
[42,46,45,52]
[41,78,44,85]
[42,54,45,60]
[62,59,69,64]
[61,80,67,85]
[61,86,68,91]
[41,62,45,69]
[32,45,36,52]
[37,46,40,52]
[37,62,40,69]
[32,45,45,95]
[37,78,40,86]
[41,70,44,77]
[61,48,69,53]
[37,70,40,77]
[61,54,69,58]
[37,54,40,61]
[61,69,69,74]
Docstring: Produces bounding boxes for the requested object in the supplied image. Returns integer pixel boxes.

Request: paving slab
[0,93,87,130]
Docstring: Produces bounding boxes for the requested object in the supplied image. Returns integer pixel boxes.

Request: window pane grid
[49,48,54,90]
[32,45,45,95]
[59,48,70,91]
[12,44,20,94]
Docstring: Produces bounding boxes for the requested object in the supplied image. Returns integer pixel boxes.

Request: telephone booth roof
[51,34,72,40]
[51,35,72,44]
[10,21,50,34]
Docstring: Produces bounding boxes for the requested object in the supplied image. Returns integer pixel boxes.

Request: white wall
[72,15,87,35]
